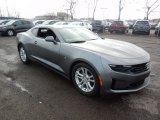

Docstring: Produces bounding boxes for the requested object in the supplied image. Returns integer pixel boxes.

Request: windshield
[42,21,51,25]
[69,22,81,25]
[58,27,100,42]
[5,20,17,25]
[0,20,10,25]
[92,20,102,25]
[136,21,149,25]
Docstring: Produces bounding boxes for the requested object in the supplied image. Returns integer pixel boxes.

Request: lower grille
[111,79,145,90]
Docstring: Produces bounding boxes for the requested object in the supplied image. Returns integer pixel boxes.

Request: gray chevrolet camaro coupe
[16,25,150,96]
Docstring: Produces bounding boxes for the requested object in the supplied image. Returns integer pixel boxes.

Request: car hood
[70,39,149,59]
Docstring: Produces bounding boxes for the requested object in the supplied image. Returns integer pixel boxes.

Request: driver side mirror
[45,36,57,44]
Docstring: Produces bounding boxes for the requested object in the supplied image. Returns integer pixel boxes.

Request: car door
[12,20,24,32]
[31,27,61,70]
[22,20,33,31]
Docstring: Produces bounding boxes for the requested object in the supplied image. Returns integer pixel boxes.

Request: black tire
[155,30,160,36]
[7,29,15,36]
[122,30,125,34]
[18,45,30,64]
[146,30,150,35]
[72,63,99,96]
[132,30,135,34]
[126,30,129,33]
[110,31,113,33]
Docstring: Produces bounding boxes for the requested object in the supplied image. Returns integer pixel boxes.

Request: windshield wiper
[69,41,86,43]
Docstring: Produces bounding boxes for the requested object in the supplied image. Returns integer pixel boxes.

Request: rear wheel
[72,63,99,96]
[18,45,30,64]
[157,30,160,36]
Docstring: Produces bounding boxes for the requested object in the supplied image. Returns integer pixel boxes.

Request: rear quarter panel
[17,32,33,56]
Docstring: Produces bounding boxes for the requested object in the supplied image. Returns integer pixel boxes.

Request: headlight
[2,27,7,29]
[109,64,132,73]
[0,27,7,30]
[109,63,149,74]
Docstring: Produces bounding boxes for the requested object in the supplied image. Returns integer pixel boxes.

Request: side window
[37,28,57,40]
[80,23,84,26]
[22,21,30,25]
[32,28,38,36]
[13,21,22,26]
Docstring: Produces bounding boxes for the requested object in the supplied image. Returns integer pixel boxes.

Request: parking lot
[0,30,160,120]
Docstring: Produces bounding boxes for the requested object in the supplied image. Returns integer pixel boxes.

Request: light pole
[101,8,107,20]
[64,9,70,20]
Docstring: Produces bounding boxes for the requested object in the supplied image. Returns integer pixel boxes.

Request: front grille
[110,62,150,74]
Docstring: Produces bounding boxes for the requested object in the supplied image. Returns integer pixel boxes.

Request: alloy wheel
[19,47,27,62]
[75,67,95,93]
[8,30,14,36]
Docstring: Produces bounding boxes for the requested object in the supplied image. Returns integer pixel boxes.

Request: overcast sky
[0,0,160,20]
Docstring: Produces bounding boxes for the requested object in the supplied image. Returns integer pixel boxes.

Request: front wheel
[72,63,99,96]
[146,30,150,35]
[132,30,135,34]
[7,30,15,36]
[18,45,30,64]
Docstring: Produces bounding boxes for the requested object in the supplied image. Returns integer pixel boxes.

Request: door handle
[34,41,37,44]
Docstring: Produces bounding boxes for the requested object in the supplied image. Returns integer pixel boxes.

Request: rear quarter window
[31,28,38,36]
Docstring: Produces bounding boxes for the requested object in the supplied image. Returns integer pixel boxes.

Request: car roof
[136,20,149,22]
[33,25,83,29]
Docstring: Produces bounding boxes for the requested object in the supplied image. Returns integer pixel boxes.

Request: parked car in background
[150,23,157,30]
[54,21,69,25]
[16,25,150,96]
[68,21,92,30]
[42,20,60,25]
[132,20,151,35]
[155,22,160,36]
[0,19,34,36]
[127,21,134,29]
[91,20,107,33]
[108,20,129,33]
[0,20,10,25]
[33,20,45,25]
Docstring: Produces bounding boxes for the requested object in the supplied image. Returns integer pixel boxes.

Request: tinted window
[36,21,44,24]
[113,21,123,25]
[92,21,102,25]
[22,21,31,25]
[13,21,22,25]
[0,20,10,25]
[49,21,57,25]
[37,28,56,39]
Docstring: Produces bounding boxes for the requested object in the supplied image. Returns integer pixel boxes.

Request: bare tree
[5,0,10,17]
[14,10,21,18]
[66,0,78,20]
[0,8,3,17]
[118,0,125,20]
[92,0,99,20]
[145,0,160,20]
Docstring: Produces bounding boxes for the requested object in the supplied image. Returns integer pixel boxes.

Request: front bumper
[133,28,150,32]
[100,68,150,94]
[0,29,7,35]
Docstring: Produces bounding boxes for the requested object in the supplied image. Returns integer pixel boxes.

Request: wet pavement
[0,32,160,120]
